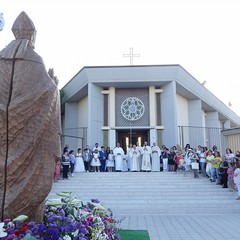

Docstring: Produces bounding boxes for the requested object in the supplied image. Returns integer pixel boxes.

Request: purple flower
[37,223,45,232]
[80,226,88,235]
[27,221,36,227]
[3,219,11,223]
[91,198,100,203]
[1,193,120,240]
[59,209,65,215]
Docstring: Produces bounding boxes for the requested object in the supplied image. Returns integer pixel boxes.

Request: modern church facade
[61,65,240,152]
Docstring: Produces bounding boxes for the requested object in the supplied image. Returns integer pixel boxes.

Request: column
[149,86,163,146]
[64,102,79,151]
[160,81,178,147]
[205,112,220,128]
[101,87,116,148]
[205,111,221,149]
[149,86,157,126]
[88,83,104,147]
[188,99,204,147]
[108,87,115,127]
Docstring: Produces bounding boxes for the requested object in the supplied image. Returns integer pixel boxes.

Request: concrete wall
[201,110,207,147]
[176,93,189,126]
[78,96,88,127]
[205,112,220,128]
[176,94,189,145]
[188,100,202,127]
[88,83,104,149]
[204,111,222,152]
[161,81,178,147]
[223,120,231,129]
[187,100,205,147]
[63,102,79,151]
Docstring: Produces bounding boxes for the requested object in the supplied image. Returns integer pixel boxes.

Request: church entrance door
[117,129,149,153]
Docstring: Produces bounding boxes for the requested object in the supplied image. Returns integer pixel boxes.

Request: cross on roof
[123,48,140,65]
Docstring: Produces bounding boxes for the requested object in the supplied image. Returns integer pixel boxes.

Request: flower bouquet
[0,192,121,240]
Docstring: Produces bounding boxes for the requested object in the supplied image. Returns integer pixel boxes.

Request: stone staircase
[48,172,240,240]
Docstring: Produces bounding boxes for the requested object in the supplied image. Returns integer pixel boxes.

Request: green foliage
[21,233,37,240]
[118,230,150,240]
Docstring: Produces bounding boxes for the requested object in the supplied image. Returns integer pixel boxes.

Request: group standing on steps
[54,142,240,200]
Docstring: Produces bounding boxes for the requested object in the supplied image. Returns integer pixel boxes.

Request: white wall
[201,110,207,146]
[186,100,205,148]
[188,100,202,127]
[205,111,220,128]
[202,110,206,128]
[88,83,104,149]
[176,93,189,126]
[78,96,88,127]
[64,102,79,151]
[161,81,178,147]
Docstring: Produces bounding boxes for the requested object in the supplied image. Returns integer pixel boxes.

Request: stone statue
[0,12,61,221]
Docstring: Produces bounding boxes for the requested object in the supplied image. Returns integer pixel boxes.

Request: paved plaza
[48,172,240,240]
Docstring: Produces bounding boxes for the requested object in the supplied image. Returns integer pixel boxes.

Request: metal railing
[61,127,87,151]
[178,126,226,153]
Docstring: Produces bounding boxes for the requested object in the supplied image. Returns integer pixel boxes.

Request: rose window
[121,97,145,121]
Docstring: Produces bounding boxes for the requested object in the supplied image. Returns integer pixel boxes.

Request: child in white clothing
[91,149,101,172]
[106,150,114,172]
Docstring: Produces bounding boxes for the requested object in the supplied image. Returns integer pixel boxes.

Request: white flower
[0,222,7,238]
[72,229,79,237]
[99,233,108,240]
[62,235,71,240]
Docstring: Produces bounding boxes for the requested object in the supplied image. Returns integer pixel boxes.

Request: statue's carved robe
[0,39,61,220]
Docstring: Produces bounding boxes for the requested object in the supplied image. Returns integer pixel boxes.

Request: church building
[61,65,240,152]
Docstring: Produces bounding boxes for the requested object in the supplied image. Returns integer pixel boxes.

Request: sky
[0,0,240,116]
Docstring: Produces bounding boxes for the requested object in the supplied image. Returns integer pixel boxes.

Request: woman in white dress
[91,149,101,172]
[74,148,85,172]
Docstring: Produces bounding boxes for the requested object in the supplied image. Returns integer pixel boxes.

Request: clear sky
[1,0,240,116]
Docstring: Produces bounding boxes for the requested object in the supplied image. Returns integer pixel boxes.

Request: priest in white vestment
[122,154,128,171]
[151,142,161,171]
[113,143,124,171]
[130,145,140,171]
[136,142,143,171]
[127,143,133,171]
[141,141,152,171]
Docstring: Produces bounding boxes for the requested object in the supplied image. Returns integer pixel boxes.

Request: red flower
[14,222,29,237]
[87,217,93,222]
[105,217,113,223]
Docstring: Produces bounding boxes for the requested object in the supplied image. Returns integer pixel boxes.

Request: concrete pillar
[160,81,177,147]
[109,129,116,150]
[88,83,104,148]
[223,120,231,130]
[149,86,157,126]
[64,102,79,151]
[205,111,221,149]
[150,128,157,146]
[188,100,204,147]
[109,87,115,127]
[205,112,220,128]
[188,99,202,126]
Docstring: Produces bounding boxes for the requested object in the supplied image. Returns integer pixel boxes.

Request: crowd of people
[54,142,240,200]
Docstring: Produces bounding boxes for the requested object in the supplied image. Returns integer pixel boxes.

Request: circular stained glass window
[121,97,145,121]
